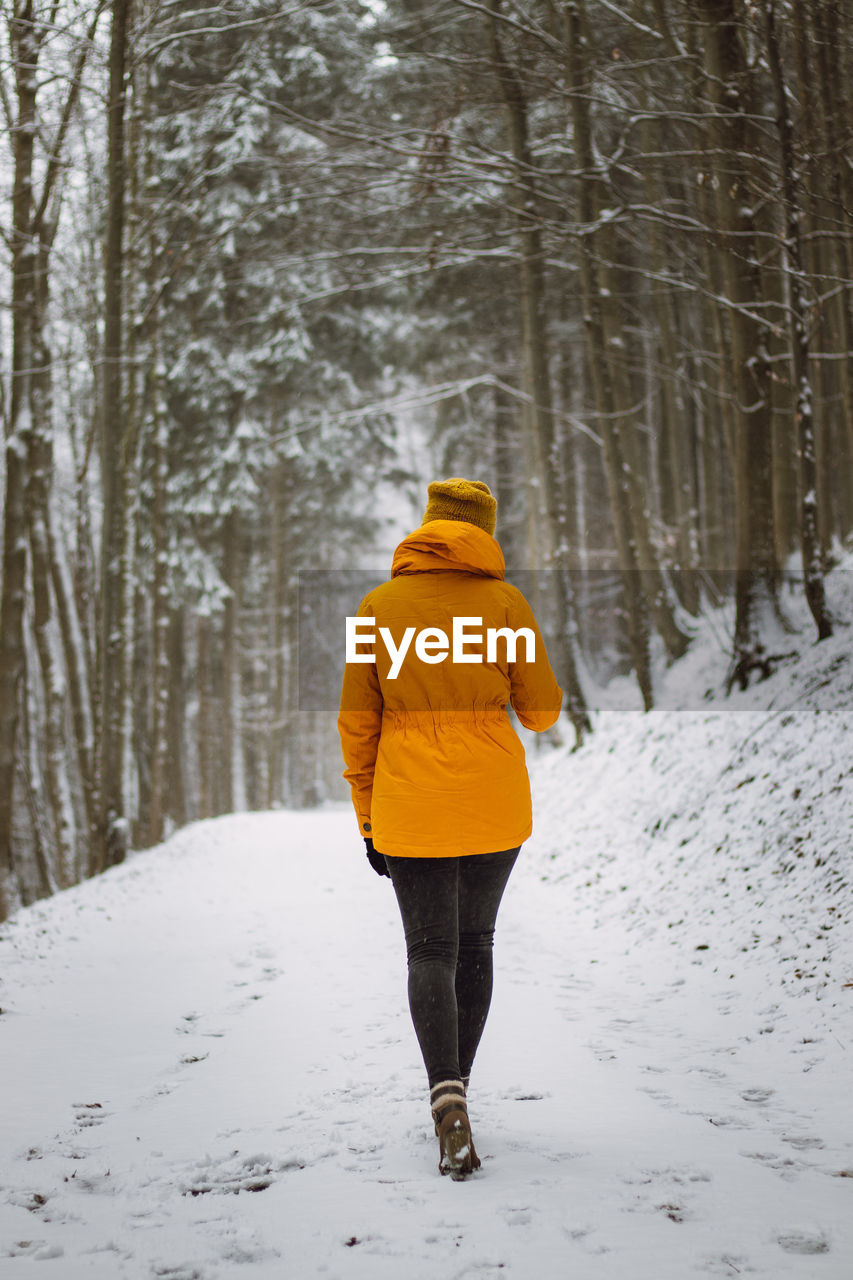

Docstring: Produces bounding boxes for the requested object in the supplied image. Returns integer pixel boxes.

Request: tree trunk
[810,0,853,538]
[694,179,737,469]
[562,0,654,708]
[0,2,39,919]
[146,346,170,845]
[555,305,588,659]
[693,0,782,691]
[564,4,692,665]
[123,45,145,848]
[97,0,132,872]
[196,613,212,820]
[66,391,98,716]
[789,0,850,550]
[640,115,700,615]
[21,658,56,904]
[267,463,287,808]
[48,506,97,853]
[763,0,832,639]
[484,0,591,743]
[283,587,301,807]
[28,233,77,887]
[493,357,523,572]
[166,607,187,829]
[598,223,692,658]
[220,509,244,814]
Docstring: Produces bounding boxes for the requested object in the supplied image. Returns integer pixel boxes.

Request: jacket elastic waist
[380,706,509,727]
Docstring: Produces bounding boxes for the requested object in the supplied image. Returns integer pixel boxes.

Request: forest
[0,0,851,920]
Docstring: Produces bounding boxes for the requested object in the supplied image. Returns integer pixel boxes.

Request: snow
[1,576,852,1277]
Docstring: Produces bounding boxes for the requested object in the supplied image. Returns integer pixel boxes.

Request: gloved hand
[365,837,390,878]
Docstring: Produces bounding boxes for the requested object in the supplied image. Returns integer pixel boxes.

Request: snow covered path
[1,805,850,1279]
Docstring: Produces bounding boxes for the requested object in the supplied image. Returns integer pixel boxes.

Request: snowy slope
[533,577,853,1000]
[1,576,852,1279]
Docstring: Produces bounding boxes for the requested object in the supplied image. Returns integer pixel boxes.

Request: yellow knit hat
[422,478,497,536]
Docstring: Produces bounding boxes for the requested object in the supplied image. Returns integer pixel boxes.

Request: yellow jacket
[337,520,563,857]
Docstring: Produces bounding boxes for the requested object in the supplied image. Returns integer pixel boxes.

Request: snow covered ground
[1,576,852,1279]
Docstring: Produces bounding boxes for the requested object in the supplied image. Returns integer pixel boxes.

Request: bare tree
[484,0,591,741]
[97,0,133,872]
[762,0,832,640]
[692,0,784,690]
[0,0,39,916]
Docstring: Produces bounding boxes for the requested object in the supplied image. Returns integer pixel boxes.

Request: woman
[338,478,562,1178]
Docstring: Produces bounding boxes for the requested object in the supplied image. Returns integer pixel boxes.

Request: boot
[429,1080,481,1180]
[432,1077,468,1135]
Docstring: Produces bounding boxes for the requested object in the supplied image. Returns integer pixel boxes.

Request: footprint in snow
[453,1264,508,1279]
[622,1164,711,1224]
[340,1147,385,1173]
[740,1086,775,1103]
[739,1150,800,1180]
[178,1051,209,1066]
[250,945,278,961]
[175,1013,225,1039]
[147,1082,177,1101]
[6,1240,64,1261]
[777,1230,830,1255]
[781,1133,825,1150]
[501,1090,549,1102]
[502,1205,534,1227]
[698,1253,753,1276]
[656,1201,687,1222]
[178,1151,279,1197]
[62,1168,116,1195]
[564,1225,610,1256]
[151,1265,205,1279]
[231,964,282,995]
[72,1101,108,1130]
[638,1086,677,1110]
[219,1234,280,1265]
[5,1188,55,1222]
[693,1111,750,1130]
[586,1042,617,1061]
[687,1064,729,1081]
[226,993,267,1014]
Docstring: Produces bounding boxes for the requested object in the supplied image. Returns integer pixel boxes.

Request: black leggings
[383,848,520,1088]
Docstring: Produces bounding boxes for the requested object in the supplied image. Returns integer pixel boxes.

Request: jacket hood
[391,519,505,580]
